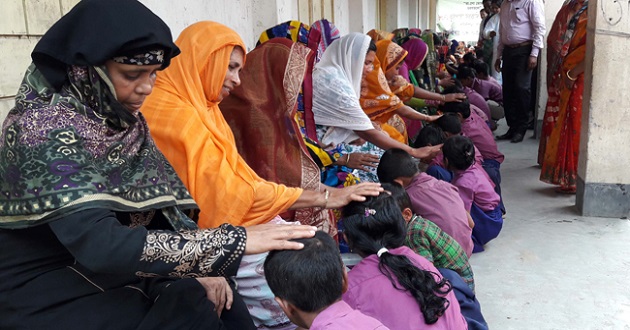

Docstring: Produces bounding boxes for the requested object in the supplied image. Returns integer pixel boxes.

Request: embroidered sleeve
[137,224,246,278]
[48,209,247,280]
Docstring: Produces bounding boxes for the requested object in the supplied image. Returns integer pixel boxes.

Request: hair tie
[377,247,389,258]
[364,208,376,217]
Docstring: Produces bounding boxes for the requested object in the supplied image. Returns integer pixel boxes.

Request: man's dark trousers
[502,44,533,134]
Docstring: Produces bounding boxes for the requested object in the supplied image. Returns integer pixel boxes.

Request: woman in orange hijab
[376,39,466,104]
[360,39,442,143]
[142,21,380,230]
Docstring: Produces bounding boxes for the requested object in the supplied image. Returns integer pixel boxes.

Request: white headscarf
[312,33,374,146]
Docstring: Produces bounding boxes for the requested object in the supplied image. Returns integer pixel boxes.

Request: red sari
[539,0,588,192]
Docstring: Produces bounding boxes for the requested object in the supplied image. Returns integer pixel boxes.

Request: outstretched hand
[445,93,466,103]
[327,182,383,209]
[410,145,442,160]
[425,114,443,123]
[244,224,317,255]
[344,153,380,171]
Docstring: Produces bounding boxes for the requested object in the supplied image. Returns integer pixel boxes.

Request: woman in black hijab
[0,1,315,328]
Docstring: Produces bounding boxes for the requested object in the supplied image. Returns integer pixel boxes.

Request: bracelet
[322,189,330,208]
[566,70,577,81]
[346,153,351,166]
[441,95,446,102]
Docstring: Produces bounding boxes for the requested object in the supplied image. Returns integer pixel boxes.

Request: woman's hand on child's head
[244,224,317,255]
[410,145,442,160]
[345,153,380,171]
[438,77,455,88]
[425,114,442,123]
[445,93,466,103]
[327,182,383,208]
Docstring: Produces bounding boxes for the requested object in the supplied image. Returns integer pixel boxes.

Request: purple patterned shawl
[0,65,198,229]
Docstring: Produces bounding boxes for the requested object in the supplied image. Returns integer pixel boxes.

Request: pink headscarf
[399,38,428,82]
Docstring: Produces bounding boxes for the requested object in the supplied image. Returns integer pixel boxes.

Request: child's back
[443,136,503,253]
[406,214,475,291]
[377,149,474,256]
[406,173,474,256]
[452,165,500,212]
[384,182,476,291]
[311,300,389,330]
[462,107,504,163]
[341,194,468,330]
[344,246,467,330]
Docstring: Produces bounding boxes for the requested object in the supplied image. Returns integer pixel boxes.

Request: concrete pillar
[381,0,401,32]
[419,0,431,29]
[333,0,351,35]
[347,0,378,33]
[380,0,422,32]
[576,0,630,217]
[408,0,420,28]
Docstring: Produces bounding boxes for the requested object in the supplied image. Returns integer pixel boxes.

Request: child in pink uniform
[377,148,474,256]
[443,136,503,252]
[340,194,468,330]
[439,98,505,215]
[264,232,388,330]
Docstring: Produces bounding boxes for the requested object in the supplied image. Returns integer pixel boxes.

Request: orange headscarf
[142,21,302,228]
[367,29,394,42]
[359,56,407,143]
[376,39,415,101]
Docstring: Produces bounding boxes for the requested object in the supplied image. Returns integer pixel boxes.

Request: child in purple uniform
[413,124,452,182]
[443,136,503,252]
[377,148,475,256]
[264,232,388,330]
[439,97,505,214]
[341,194,467,329]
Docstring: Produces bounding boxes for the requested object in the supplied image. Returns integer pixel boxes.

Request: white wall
[0,0,387,123]
[139,0,292,51]
[0,0,81,121]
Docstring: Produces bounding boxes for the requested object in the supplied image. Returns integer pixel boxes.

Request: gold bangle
[441,94,446,102]
[566,70,577,81]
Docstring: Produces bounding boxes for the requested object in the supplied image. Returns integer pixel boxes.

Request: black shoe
[496,129,514,140]
[526,119,535,130]
[511,131,525,143]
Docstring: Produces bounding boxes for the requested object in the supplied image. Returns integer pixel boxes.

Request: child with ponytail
[341,193,467,329]
[443,135,503,252]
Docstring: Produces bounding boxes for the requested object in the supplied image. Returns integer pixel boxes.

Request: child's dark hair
[377,148,419,183]
[264,231,344,313]
[473,61,490,77]
[462,52,476,64]
[341,194,452,324]
[368,39,377,53]
[442,81,464,93]
[381,182,412,211]
[435,113,462,135]
[456,65,476,80]
[439,86,471,119]
[413,125,445,148]
[443,135,476,171]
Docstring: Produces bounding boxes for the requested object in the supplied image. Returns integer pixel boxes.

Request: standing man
[494,0,545,143]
